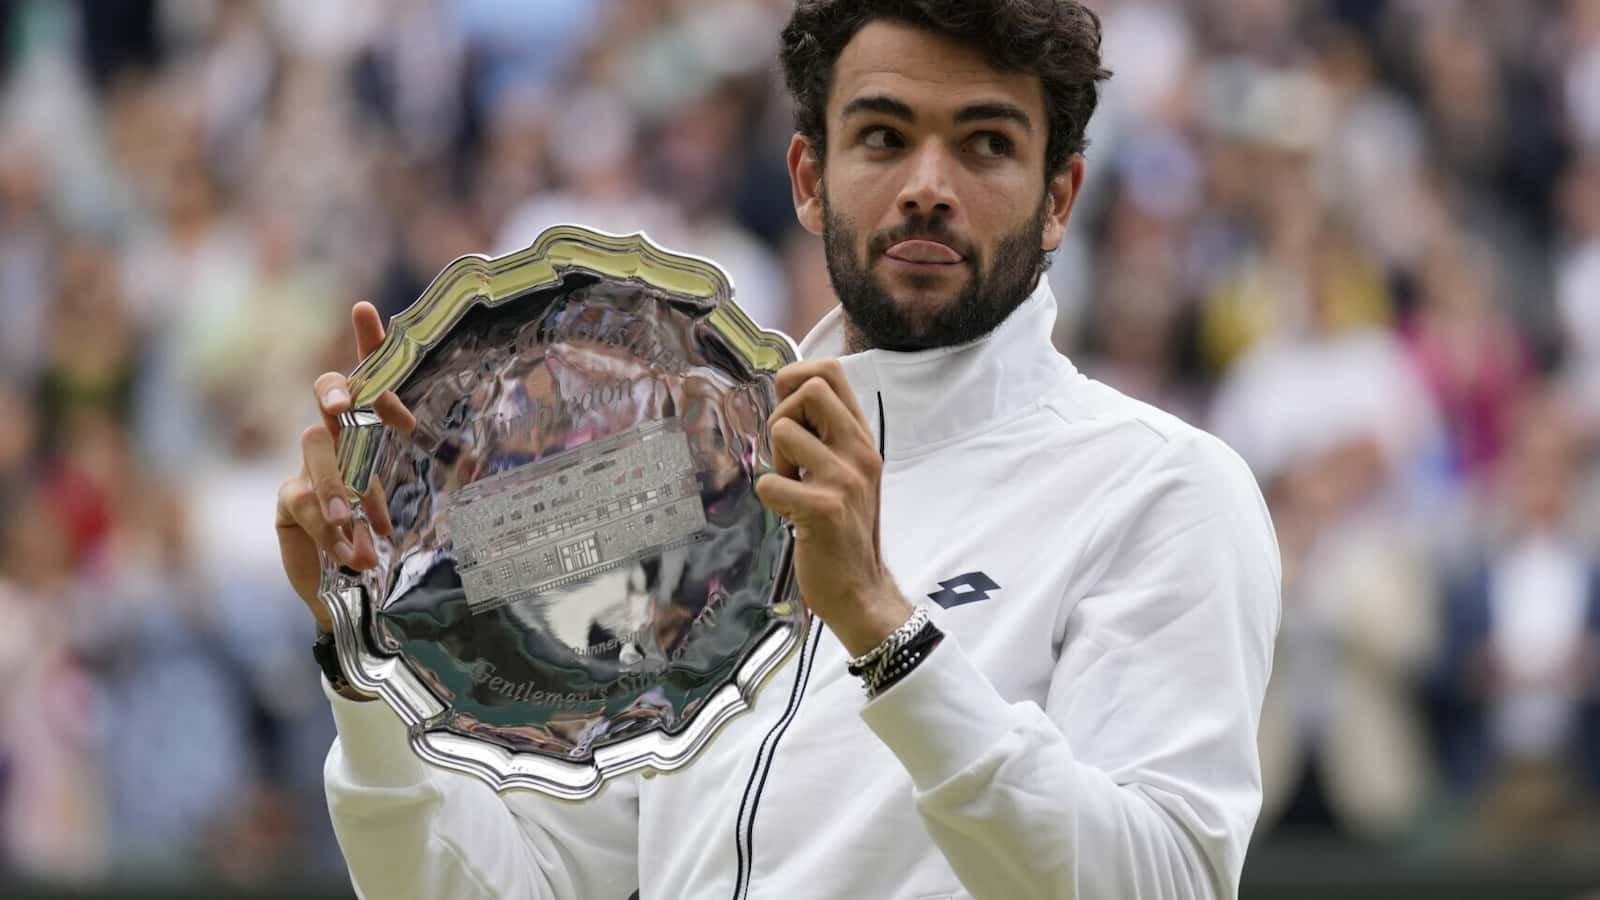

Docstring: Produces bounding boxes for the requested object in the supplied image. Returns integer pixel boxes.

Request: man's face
[788,20,1083,352]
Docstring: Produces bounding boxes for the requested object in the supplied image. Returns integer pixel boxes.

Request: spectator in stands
[1432,390,1600,854]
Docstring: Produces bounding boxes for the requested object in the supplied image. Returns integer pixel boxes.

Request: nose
[894,141,958,218]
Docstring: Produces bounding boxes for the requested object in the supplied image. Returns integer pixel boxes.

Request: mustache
[867,215,975,261]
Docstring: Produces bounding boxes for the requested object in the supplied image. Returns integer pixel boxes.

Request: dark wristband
[313,629,357,695]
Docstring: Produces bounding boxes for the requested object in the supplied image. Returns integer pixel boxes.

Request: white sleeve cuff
[859,637,1020,791]
[323,676,431,788]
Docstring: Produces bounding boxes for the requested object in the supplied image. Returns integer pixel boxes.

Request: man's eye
[971,133,1013,159]
[862,127,901,149]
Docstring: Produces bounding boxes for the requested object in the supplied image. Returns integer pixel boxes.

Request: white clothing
[323,281,1281,899]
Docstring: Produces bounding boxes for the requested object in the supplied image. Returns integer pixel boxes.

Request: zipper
[731,618,821,898]
[876,392,886,457]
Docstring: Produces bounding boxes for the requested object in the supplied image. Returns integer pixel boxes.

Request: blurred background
[0,0,1597,897]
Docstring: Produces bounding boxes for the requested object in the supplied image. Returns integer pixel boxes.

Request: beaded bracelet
[846,606,931,677]
[859,618,945,698]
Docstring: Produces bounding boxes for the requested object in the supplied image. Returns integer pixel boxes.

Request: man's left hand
[755,360,914,657]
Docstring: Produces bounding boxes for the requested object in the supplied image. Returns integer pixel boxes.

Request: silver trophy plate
[323,225,804,799]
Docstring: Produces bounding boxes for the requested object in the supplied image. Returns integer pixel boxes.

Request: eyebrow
[954,101,1033,134]
[839,95,1034,135]
[840,95,915,124]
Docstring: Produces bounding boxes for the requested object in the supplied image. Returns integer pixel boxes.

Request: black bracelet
[861,620,944,697]
[313,629,355,694]
[314,622,380,700]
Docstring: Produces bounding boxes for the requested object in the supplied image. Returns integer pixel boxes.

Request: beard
[821,194,1049,353]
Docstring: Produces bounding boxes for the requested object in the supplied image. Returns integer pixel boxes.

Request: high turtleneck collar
[796,279,1080,460]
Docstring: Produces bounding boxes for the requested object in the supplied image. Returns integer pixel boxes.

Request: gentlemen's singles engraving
[448,418,707,615]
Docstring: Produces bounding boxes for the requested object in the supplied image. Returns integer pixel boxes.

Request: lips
[884,240,964,264]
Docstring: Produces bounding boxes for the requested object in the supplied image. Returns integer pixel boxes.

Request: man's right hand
[276,302,417,633]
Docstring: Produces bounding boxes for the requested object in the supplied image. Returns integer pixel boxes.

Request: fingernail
[333,541,355,564]
[327,497,351,523]
[325,387,349,408]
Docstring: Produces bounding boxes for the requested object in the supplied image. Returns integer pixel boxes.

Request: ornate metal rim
[319,225,805,800]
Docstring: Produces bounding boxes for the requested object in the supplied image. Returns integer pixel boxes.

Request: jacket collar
[797,278,1077,459]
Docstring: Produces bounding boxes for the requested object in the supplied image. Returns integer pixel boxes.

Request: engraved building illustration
[448,418,707,614]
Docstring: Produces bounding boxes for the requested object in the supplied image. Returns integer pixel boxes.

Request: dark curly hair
[779,0,1112,178]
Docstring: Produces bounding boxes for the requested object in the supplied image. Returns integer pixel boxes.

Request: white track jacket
[322,280,1282,900]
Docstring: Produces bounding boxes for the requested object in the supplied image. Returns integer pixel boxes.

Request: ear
[788,133,825,236]
[1041,156,1087,252]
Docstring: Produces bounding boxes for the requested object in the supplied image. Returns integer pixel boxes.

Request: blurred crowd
[0,0,1598,888]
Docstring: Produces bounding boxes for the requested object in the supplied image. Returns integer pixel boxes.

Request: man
[274,1,1281,897]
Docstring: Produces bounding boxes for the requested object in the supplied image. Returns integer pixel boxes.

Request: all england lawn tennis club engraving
[447,418,709,626]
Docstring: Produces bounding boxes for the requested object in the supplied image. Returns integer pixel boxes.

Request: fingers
[775,360,867,428]
[754,473,838,535]
[352,302,418,434]
[310,365,400,539]
[352,301,386,357]
[317,303,418,446]
[277,470,354,567]
[375,392,418,433]
[302,424,354,548]
[768,375,874,461]
[315,372,352,441]
[277,468,385,573]
[281,301,412,584]
[321,367,416,435]
[769,416,845,483]
[760,378,877,523]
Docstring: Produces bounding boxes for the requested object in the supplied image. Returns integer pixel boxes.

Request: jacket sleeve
[322,683,640,900]
[860,433,1281,900]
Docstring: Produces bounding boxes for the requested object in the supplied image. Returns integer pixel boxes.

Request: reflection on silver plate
[319,224,804,800]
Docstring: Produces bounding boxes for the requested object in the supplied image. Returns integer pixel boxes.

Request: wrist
[825,586,916,658]
[845,606,944,698]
